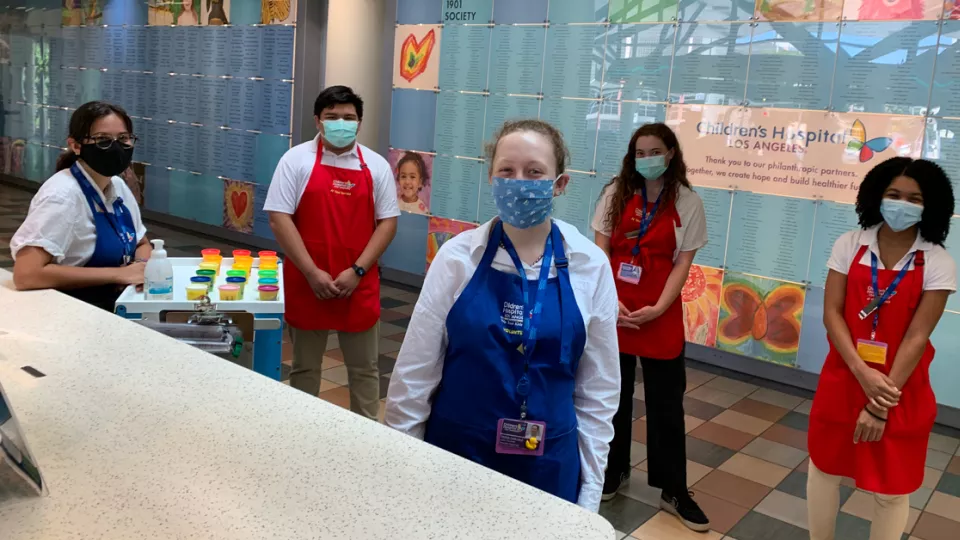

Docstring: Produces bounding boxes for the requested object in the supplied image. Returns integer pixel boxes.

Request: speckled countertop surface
[0,271,614,540]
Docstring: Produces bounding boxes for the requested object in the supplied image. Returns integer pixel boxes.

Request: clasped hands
[853,366,901,444]
[617,301,665,330]
[306,266,361,300]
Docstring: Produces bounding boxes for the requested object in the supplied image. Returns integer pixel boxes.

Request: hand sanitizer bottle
[144,239,174,301]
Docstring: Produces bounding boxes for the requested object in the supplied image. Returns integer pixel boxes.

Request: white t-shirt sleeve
[10,193,82,263]
[590,184,614,237]
[924,248,957,292]
[679,190,708,252]
[826,230,860,275]
[262,153,303,214]
[372,158,401,220]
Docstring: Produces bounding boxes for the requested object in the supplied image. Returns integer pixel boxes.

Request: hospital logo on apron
[501,301,524,336]
[331,179,356,196]
[865,286,897,305]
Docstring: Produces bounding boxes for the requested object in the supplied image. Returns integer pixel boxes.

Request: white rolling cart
[114,257,285,380]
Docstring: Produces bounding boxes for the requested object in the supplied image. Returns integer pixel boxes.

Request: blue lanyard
[861,251,915,340]
[498,222,555,420]
[70,164,135,263]
[631,183,662,258]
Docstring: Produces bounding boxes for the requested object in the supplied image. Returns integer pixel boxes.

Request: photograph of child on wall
[388,149,432,215]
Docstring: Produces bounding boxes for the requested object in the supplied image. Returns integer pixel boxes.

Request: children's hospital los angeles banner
[669,105,925,203]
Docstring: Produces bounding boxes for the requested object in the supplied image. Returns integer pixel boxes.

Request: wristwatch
[352,264,366,277]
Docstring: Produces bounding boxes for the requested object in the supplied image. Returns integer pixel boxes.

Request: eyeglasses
[86,135,138,149]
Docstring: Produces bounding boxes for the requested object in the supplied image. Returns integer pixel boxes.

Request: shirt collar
[468,218,592,262]
[311,134,359,158]
[860,223,934,253]
[75,163,117,203]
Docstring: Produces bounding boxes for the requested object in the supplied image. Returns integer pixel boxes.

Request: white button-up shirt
[11,166,147,265]
[263,135,400,220]
[385,218,621,512]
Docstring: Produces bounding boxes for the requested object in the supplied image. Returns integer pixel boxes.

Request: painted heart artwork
[223,179,255,233]
[399,29,437,83]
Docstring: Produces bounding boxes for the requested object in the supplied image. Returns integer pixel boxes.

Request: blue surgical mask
[492,177,555,229]
[321,119,358,148]
[635,155,668,179]
[880,199,924,232]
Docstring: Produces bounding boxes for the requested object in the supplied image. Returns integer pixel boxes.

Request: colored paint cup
[190,276,213,292]
[186,283,208,301]
[259,263,278,272]
[196,269,216,278]
[258,269,277,278]
[226,269,247,278]
[258,251,277,258]
[201,248,221,257]
[258,277,279,286]
[258,285,279,301]
[199,262,219,275]
[259,255,278,265]
[226,276,246,299]
[233,249,251,258]
[218,284,241,301]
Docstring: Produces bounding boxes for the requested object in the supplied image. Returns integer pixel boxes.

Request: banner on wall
[389,149,433,215]
[668,105,924,203]
[426,216,477,272]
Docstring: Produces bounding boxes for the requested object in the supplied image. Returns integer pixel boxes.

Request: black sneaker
[601,471,630,501]
[660,491,710,532]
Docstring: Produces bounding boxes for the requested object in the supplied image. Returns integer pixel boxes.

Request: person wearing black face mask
[11,101,152,311]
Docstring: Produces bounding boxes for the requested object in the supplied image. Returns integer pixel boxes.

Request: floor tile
[322,356,344,369]
[630,511,724,539]
[683,396,726,421]
[378,338,402,355]
[694,469,772,509]
[754,490,808,530]
[686,436,738,468]
[322,364,349,386]
[760,423,808,452]
[775,470,855,505]
[748,388,805,411]
[689,489,751,534]
[910,511,960,540]
[793,399,814,415]
[635,383,646,402]
[326,334,340,351]
[777,411,810,432]
[378,309,407,323]
[631,442,647,467]
[685,415,705,434]
[833,512,872,540]
[378,375,391,399]
[619,470,662,507]
[600,494,659,535]
[689,422,756,451]
[380,297,408,309]
[924,467,945,490]
[379,321,405,337]
[325,348,345,362]
[929,433,960,455]
[936,472,960,498]
[378,354,397,374]
[705,376,758,397]
[947,456,960,476]
[729,398,790,423]
[392,303,415,315]
[687,385,743,408]
[740,437,808,469]
[318,386,351,409]
[686,367,717,389]
[927,449,952,471]
[910,487,934,510]
[924,491,960,521]
[319,379,342,392]
[718,453,792,488]
[633,399,646,420]
[727,510,810,540]
[712,410,774,437]
[687,460,713,486]
[841,490,878,523]
[632,418,647,444]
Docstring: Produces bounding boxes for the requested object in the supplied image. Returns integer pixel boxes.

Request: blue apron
[65,164,137,311]
[424,221,587,503]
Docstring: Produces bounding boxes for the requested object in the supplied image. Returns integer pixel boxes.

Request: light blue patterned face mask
[491,177,555,229]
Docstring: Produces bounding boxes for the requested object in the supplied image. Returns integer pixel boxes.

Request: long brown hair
[602,123,691,232]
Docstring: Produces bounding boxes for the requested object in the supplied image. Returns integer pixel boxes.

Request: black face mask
[79,141,134,177]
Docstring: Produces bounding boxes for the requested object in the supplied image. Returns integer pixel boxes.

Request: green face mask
[635,155,668,179]
[322,119,359,148]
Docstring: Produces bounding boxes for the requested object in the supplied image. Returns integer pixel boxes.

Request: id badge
[495,419,546,456]
[857,339,888,365]
[617,262,641,285]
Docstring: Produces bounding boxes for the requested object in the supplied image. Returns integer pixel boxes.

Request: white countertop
[0,270,614,539]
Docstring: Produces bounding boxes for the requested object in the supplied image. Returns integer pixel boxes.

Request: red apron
[283,146,381,332]
[808,245,936,495]
[611,194,685,360]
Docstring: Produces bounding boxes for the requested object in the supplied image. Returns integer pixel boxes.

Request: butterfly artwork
[846,119,893,163]
[717,272,805,367]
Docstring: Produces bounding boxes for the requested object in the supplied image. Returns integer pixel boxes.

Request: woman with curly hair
[808,157,956,540]
[591,123,709,531]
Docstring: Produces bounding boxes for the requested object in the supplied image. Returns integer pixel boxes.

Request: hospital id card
[495,419,546,456]
[857,339,888,365]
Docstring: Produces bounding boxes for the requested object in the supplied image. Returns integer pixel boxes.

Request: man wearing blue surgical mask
[264,86,399,419]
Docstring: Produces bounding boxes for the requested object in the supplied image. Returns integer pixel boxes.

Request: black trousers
[606,349,688,495]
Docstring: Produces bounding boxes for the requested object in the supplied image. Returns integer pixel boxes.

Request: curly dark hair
[856,157,954,246]
[396,151,431,188]
[602,123,691,233]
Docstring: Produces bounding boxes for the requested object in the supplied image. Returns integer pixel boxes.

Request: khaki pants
[807,460,909,540]
[289,322,380,421]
